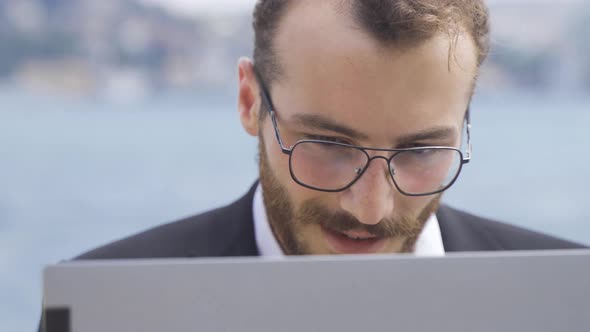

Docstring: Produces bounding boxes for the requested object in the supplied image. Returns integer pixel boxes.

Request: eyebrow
[290,113,370,140]
[396,127,457,146]
[290,113,457,146]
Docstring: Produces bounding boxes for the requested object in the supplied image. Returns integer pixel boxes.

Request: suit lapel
[436,205,503,252]
[219,183,261,257]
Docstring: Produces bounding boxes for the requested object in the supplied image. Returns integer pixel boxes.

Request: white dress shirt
[252,184,445,257]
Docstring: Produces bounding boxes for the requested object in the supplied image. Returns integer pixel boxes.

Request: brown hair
[253,0,490,86]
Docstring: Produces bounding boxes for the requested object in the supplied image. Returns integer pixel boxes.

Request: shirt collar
[253,184,285,257]
[253,184,445,257]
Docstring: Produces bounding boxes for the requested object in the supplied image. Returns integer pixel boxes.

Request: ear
[237,57,260,137]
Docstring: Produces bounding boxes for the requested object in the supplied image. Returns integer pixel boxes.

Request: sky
[142,0,583,15]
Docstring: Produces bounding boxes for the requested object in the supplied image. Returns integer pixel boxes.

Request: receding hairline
[256,0,484,86]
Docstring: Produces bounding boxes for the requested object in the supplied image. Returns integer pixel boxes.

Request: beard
[258,135,441,255]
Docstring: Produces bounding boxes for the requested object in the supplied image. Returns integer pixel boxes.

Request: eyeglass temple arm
[269,109,292,153]
[254,68,292,154]
[464,107,472,163]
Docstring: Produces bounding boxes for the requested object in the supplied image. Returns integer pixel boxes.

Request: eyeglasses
[255,70,472,196]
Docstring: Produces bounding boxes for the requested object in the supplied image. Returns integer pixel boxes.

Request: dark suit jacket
[77,183,585,260]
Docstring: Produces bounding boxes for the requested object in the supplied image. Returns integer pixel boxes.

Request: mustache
[295,200,426,238]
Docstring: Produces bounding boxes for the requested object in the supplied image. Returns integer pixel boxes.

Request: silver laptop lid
[43,250,590,332]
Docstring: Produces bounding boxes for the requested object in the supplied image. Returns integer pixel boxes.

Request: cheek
[263,121,289,174]
[393,191,433,217]
[262,128,303,202]
[263,123,329,208]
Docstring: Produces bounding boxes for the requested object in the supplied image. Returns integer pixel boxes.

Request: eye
[409,148,435,156]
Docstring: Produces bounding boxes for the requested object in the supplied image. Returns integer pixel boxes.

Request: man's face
[243,1,478,255]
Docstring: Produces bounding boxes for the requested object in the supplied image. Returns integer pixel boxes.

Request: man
[77,0,584,260]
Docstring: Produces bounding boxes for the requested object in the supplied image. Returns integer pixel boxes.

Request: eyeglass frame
[254,69,473,196]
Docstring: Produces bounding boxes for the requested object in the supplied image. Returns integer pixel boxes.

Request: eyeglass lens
[289,141,462,194]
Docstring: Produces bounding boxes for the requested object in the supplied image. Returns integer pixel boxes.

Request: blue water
[1,91,589,331]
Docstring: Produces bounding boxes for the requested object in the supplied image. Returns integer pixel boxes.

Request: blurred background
[1,0,589,330]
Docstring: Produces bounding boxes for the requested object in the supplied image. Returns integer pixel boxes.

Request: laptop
[42,250,590,332]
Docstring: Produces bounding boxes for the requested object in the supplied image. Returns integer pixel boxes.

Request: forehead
[269,1,478,142]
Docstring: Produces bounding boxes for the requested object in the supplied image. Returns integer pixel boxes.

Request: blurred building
[0,0,588,100]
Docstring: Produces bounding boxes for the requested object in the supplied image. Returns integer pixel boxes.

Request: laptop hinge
[42,307,70,332]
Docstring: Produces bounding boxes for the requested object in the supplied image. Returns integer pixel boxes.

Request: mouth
[321,226,388,254]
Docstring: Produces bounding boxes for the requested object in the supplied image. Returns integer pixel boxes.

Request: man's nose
[339,157,394,226]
